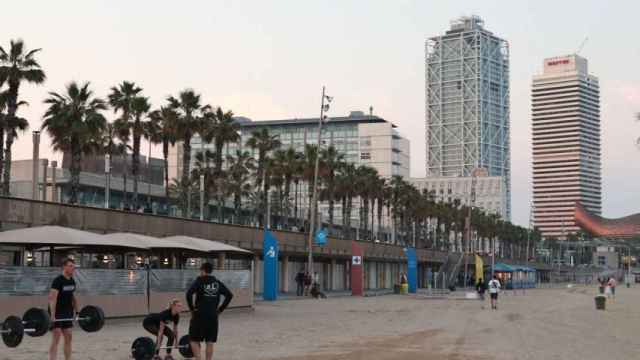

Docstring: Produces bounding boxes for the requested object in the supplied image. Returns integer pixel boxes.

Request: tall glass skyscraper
[425,16,511,219]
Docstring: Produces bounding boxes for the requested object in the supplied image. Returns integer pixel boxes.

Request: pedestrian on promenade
[295,269,305,296]
[186,262,234,360]
[303,271,312,296]
[476,278,486,302]
[488,275,501,310]
[313,271,320,288]
[48,258,79,360]
[608,277,617,301]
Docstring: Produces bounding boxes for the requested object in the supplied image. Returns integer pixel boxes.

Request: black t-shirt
[149,309,179,325]
[51,275,76,315]
[186,275,233,319]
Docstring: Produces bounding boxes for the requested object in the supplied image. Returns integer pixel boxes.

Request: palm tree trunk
[3,132,15,196]
[293,180,299,229]
[181,136,192,215]
[69,143,82,204]
[132,134,141,209]
[121,153,128,209]
[163,141,170,201]
[0,128,4,195]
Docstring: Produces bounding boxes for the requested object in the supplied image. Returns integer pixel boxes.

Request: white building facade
[532,55,602,239]
[425,16,511,219]
[409,174,508,219]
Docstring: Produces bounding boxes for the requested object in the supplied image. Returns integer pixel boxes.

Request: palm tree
[167,89,204,215]
[0,84,7,187]
[147,106,178,201]
[1,102,28,195]
[98,123,127,208]
[113,117,131,208]
[246,128,281,224]
[41,82,107,204]
[210,107,240,175]
[0,39,46,195]
[301,144,320,225]
[108,82,149,209]
[319,146,345,233]
[335,162,358,239]
[272,147,300,228]
[225,150,255,223]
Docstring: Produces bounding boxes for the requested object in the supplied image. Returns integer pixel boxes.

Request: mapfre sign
[547,59,570,66]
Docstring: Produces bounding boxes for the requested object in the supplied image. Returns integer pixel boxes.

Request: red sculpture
[574,202,640,238]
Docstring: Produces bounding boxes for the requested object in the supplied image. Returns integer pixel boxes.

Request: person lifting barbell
[48,257,78,360]
[131,335,194,360]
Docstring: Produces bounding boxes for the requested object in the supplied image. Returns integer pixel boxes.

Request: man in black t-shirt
[186,262,233,360]
[142,300,182,360]
[48,258,79,360]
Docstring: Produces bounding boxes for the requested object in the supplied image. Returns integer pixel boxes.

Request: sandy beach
[3,286,639,360]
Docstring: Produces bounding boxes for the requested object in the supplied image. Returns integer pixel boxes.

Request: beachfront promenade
[5,286,638,359]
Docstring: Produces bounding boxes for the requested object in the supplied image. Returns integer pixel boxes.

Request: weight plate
[78,306,105,332]
[131,336,155,360]
[178,334,193,358]
[22,308,50,337]
[1,316,24,348]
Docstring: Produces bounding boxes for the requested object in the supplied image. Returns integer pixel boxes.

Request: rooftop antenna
[575,37,588,55]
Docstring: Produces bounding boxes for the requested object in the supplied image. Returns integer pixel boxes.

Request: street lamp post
[200,174,205,221]
[32,131,41,200]
[307,86,332,273]
[51,161,58,203]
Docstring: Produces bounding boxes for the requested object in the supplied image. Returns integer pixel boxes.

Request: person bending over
[186,263,233,360]
[143,299,183,360]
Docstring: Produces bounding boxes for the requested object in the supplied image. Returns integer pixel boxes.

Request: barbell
[1,306,105,348]
[131,335,194,360]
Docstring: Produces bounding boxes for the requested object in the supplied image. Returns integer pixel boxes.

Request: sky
[3,0,640,227]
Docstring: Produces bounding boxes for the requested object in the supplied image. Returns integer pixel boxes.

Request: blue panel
[405,248,417,293]
[263,230,279,301]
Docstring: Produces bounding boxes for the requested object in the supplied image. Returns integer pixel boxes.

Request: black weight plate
[78,306,105,332]
[1,316,24,348]
[131,336,155,360]
[22,308,50,337]
[178,334,193,358]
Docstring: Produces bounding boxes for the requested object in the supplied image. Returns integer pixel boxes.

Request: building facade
[169,111,411,227]
[425,16,511,219]
[532,54,601,239]
[409,173,508,219]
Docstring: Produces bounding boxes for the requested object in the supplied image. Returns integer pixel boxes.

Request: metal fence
[0,266,250,296]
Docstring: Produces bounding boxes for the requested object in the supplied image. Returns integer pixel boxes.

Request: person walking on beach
[609,277,617,300]
[48,258,79,360]
[488,275,501,310]
[186,262,234,360]
[295,270,305,296]
[303,271,312,296]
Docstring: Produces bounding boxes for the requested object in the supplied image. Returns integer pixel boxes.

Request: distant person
[186,262,234,360]
[313,272,320,287]
[295,270,305,296]
[476,278,486,302]
[48,258,79,360]
[607,277,617,300]
[143,300,182,360]
[488,275,501,310]
[303,271,312,296]
[311,282,327,299]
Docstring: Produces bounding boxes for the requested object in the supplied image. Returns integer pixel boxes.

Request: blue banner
[263,230,279,301]
[315,228,327,246]
[405,247,417,293]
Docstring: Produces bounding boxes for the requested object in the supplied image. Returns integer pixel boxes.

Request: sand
[4,286,640,360]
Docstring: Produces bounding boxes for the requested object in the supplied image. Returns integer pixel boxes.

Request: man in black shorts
[48,258,79,360]
[142,299,182,360]
[186,262,233,360]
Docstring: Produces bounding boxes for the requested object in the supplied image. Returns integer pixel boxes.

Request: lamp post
[307,86,332,273]
[526,204,534,264]
[32,131,41,200]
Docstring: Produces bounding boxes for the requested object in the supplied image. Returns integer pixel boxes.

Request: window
[360,137,372,147]
[360,152,371,160]
[597,256,606,266]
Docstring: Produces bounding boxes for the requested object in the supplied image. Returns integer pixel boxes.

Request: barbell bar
[131,335,194,360]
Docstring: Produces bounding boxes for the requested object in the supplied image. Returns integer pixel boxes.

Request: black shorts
[490,293,498,300]
[51,309,74,330]
[189,316,219,343]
